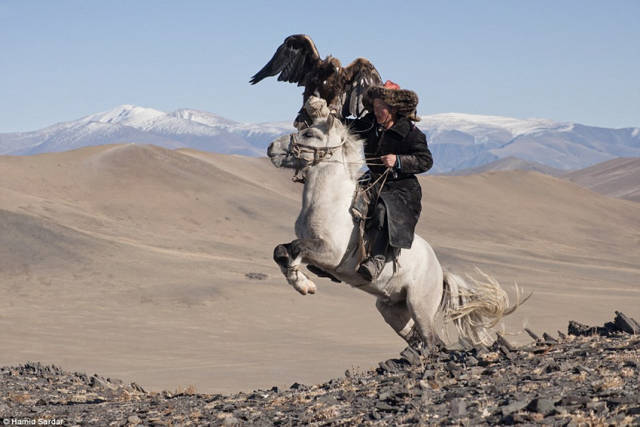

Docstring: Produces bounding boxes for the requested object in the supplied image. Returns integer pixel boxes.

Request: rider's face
[373,98,394,128]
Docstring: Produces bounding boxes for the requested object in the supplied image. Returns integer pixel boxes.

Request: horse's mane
[334,120,365,164]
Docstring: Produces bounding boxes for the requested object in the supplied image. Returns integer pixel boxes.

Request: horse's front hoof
[307,281,317,294]
[294,279,316,295]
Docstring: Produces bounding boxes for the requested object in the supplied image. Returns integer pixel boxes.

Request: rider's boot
[357,226,389,282]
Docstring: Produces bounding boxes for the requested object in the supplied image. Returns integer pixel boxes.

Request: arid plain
[1,143,638,393]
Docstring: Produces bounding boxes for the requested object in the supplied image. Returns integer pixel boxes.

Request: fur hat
[363,80,420,121]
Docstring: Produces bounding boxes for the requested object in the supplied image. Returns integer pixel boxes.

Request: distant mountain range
[1,105,638,173]
[0,105,293,158]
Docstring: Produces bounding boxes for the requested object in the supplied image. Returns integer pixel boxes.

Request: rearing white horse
[267,97,519,349]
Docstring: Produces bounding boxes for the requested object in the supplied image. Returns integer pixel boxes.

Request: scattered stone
[568,320,601,336]
[495,333,515,352]
[525,328,540,341]
[1,313,638,424]
[400,346,422,366]
[501,399,529,416]
[245,272,268,280]
[449,398,467,417]
[528,397,556,415]
[615,311,640,335]
[127,415,141,425]
[221,415,241,426]
[569,312,640,337]
[542,332,558,343]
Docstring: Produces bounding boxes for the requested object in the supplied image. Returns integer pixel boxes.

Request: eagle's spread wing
[341,58,382,118]
[250,35,321,87]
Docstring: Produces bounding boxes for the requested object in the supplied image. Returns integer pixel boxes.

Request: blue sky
[1,0,639,132]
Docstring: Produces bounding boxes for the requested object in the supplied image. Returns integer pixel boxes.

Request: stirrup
[357,256,386,282]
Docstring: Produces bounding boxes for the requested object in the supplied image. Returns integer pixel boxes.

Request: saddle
[351,174,375,260]
[305,174,381,283]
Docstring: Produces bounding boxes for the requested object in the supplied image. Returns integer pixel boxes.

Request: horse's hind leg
[375,299,422,347]
[274,238,334,295]
[406,285,446,350]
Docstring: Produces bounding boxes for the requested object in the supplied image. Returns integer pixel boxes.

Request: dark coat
[349,113,433,249]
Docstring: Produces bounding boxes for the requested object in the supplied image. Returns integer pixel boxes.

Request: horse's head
[267,97,346,170]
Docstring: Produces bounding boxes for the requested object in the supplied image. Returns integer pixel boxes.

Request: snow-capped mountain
[415,113,640,173]
[0,105,295,157]
[1,105,638,173]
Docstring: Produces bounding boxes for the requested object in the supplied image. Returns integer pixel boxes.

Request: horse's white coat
[267,98,517,348]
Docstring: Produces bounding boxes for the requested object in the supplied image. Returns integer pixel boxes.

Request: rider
[349,80,433,281]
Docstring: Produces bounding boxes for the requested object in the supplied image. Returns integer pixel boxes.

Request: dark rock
[375,401,396,412]
[222,415,241,426]
[528,397,556,415]
[525,328,540,341]
[315,394,338,404]
[568,320,600,336]
[245,272,268,280]
[543,332,559,343]
[130,382,146,393]
[449,398,467,417]
[496,333,515,352]
[400,346,422,366]
[378,391,392,401]
[127,415,141,425]
[586,400,607,414]
[473,344,489,356]
[465,356,478,367]
[446,361,460,373]
[614,311,640,334]
[2,313,639,425]
[544,362,561,373]
[422,369,436,379]
[378,358,408,373]
[501,399,528,416]
[560,394,591,407]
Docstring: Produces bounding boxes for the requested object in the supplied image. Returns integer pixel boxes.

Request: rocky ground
[1,312,639,426]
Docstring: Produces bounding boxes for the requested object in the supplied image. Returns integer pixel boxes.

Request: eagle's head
[320,55,342,79]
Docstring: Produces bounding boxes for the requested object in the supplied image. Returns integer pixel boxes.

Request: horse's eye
[304,131,314,138]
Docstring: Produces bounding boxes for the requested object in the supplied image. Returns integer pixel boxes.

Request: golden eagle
[250,34,382,128]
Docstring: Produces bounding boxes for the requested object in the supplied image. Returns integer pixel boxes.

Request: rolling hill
[562,157,640,202]
[1,144,638,393]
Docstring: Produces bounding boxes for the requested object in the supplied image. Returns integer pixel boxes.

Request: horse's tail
[438,268,528,347]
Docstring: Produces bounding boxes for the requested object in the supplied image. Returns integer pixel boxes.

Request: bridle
[287,131,347,182]
[288,132,346,166]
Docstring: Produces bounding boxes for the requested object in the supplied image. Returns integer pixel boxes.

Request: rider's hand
[380,154,397,168]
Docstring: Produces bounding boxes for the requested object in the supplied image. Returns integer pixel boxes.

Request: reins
[285,122,393,192]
